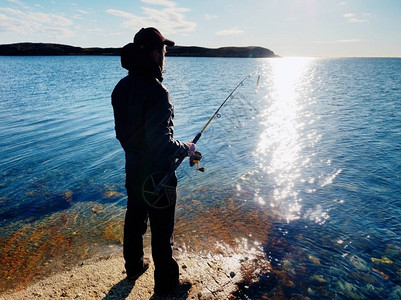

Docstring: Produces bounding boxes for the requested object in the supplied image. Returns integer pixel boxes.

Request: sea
[0,55,400,299]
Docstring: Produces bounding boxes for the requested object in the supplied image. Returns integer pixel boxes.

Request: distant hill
[166,46,277,58]
[0,43,278,58]
[0,43,120,56]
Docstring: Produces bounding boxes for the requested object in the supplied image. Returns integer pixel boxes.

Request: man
[111,27,195,296]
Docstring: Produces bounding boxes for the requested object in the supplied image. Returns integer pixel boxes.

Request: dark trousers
[123,172,179,292]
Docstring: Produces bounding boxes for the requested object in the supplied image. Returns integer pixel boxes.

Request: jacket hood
[121,42,163,81]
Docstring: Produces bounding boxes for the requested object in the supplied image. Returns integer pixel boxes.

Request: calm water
[0,56,400,298]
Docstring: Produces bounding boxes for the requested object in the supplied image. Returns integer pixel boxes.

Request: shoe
[127,262,149,281]
[155,281,192,297]
[174,281,192,295]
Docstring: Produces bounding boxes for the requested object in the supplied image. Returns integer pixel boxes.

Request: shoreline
[0,190,274,299]
[1,244,269,300]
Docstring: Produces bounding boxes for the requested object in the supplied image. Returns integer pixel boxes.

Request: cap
[133,27,175,51]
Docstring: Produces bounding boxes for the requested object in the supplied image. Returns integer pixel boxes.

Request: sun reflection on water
[256,58,315,222]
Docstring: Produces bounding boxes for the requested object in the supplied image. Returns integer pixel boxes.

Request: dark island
[0,43,278,58]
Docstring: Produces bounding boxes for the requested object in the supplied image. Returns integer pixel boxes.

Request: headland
[0,42,278,58]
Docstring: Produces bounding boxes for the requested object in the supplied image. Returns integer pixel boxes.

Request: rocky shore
[0,193,273,299]
[1,244,269,300]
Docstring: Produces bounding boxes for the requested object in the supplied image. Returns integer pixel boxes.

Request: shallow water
[0,56,400,298]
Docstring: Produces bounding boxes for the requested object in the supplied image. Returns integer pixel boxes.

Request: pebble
[230,271,236,278]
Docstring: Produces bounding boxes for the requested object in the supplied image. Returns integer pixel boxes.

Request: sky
[1,0,400,57]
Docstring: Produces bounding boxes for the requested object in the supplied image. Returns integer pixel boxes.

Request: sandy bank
[1,245,268,300]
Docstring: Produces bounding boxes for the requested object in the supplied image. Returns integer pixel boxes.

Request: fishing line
[142,73,260,209]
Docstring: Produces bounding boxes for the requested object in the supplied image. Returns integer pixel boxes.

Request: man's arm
[111,79,130,150]
[145,85,189,161]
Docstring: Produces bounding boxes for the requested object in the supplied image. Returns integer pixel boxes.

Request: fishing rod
[142,73,259,208]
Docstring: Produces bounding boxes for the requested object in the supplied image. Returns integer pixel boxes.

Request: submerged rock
[103,190,125,199]
[338,281,362,300]
[308,255,321,266]
[371,256,393,264]
[372,268,389,280]
[349,255,369,271]
[390,285,401,299]
[311,274,326,283]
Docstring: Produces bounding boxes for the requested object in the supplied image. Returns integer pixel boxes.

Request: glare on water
[256,58,318,222]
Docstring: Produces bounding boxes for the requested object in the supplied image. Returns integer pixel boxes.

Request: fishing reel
[189,151,204,172]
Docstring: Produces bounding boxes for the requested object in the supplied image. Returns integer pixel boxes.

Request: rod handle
[192,132,202,144]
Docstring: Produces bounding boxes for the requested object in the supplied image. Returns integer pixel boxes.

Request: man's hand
[186,142,196,157]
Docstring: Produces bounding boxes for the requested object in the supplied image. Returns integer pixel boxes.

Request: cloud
[315,39,362,44]
[0,7,74,37]
[72,9,91,20]
[216,28,244,36]
[42,26,75,39]
[349,18,367,23]
[343,12,368,23]
[77,9,91,15]
[7,0,29,9]
[338,1,347,5]
[107,1,196,34]
[205,14,218,20]
[31,12,73,26]
[332,39,361,43]
[0,12,30,33]
[343,13,354,18]
[107,9,134,20]
[141,0,176,7]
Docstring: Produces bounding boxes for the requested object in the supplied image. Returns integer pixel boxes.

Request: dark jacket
[111,53,188,177]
